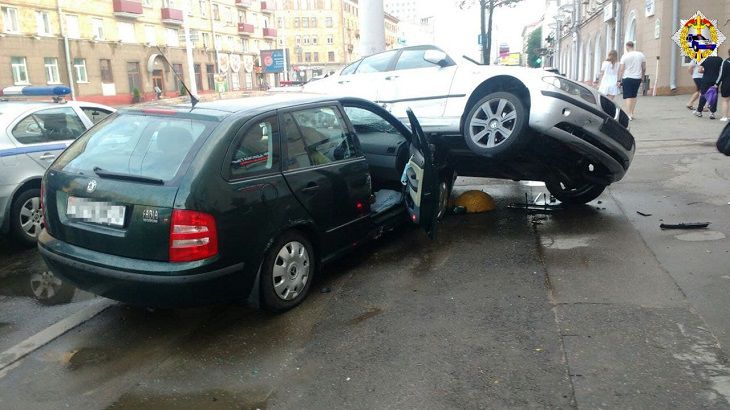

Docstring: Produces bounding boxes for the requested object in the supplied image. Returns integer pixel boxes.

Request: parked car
[686,34,716,52]
[0,86,115,246]
[303,45,635,204]
[38,95,443,312]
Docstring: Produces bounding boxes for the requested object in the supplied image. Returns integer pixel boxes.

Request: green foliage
[526,26,543,68]
[132,87,141,98]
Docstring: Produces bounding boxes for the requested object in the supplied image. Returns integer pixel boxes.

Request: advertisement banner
[261,49,285,73]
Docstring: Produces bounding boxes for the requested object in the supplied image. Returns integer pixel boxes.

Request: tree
[526,26,542,68]
[457,0,524,65]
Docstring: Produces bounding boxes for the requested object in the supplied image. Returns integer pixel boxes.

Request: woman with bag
[595,50,619,100]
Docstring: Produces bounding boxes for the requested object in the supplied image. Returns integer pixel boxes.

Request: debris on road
[320,287,332,294]
[637,211,653,217]
[509,192,564,213]
[660,222,711,230]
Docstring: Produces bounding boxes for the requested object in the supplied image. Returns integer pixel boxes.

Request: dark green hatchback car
[37,95,442,311]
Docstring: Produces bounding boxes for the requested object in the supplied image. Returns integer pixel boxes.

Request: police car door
[403,108,439,239]
[9,107,88,169]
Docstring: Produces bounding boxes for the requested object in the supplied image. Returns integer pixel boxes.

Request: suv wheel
[546,179,606,205]
[463,91,530,159]
[11,188,43,247]
[260,231,315,312]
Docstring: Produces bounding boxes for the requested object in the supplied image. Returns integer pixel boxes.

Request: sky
[417,0,546,60]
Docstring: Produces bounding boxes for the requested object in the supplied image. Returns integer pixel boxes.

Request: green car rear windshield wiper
[93,167,164,185]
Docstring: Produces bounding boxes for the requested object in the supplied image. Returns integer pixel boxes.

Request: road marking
[0,299,115,373]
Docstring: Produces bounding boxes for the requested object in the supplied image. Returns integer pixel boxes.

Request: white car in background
[303,45,635,204]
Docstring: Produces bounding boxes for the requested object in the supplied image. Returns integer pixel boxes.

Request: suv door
[10,106,88,168]
[376,46,458,120]
[280,104,372,253]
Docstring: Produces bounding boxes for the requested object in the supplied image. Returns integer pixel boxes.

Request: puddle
[540,236,594,250]
[64,347,110,370]
[675,231,726,242]
[349,307,383,325]
[108,389,269,409]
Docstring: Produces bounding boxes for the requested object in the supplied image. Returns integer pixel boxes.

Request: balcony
[260,1,274,13]
[262,27,276,37]
[113,0,143,19]
[236,0,253,8]
[161,7,183,25]
[238,23,254,35]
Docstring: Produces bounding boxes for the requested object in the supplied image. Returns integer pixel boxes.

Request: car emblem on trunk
[86,179,97,193]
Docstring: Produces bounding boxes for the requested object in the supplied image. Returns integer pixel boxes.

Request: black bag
[718,122,730,156]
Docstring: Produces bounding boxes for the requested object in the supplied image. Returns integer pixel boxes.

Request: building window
[328,51,335,62]
[172,63,183,92]
[206,64,215,89]
[243,38,249,52]
[66,15,80,38]
[296,52,302,62]
[277,17,283,28]
[166,28,180,46]
[73,58,88,82]
[214,34,222,50]
[238,11,245,23]
[118,22,136,43]
[295,36,301,45]
[92,18,104,40]
[212,4,219,20]
[303,36,309,45]
[310,17,316,28]
[277,38,284,46]
[194,64,202,90]
[100,59,113,83]
[200,0,208,17]
[326,35,333,44]
[302,18,309,28]
[311,36,318,45]
[36,11,52,36]
[44,57,61,84]
[294,18,299,28]
[304,52,311,62]
[127,62,141,92]
[145,25,156,45]
[143,0,152,6]
[313,52,319,62]
[10,57,29,85]
[201,31,210,48]
[325,16,333,27]
[2,7,19,33]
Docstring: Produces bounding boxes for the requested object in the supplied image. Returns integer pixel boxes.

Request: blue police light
[0,85,71,97]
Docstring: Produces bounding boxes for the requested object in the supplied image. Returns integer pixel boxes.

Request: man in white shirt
[617,41,646,120]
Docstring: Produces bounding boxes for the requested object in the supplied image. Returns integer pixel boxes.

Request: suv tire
[463,91,530,159]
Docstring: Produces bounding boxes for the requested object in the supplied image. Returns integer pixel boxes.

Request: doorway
[152,69,165,93]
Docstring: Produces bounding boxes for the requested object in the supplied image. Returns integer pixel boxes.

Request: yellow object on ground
[454,190,496,213]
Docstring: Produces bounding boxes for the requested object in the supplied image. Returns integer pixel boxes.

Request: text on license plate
[66,196,126,227]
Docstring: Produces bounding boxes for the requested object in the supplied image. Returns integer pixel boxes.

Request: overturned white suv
[303,45,635,204]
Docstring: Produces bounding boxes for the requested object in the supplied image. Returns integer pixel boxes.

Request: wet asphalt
[0,95,729,409]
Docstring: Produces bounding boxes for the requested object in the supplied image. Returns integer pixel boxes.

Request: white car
[303,45,635,204]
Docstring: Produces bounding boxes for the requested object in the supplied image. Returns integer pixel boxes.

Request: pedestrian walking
[686,59,703,110]
[717,49,730,121]
[595,50,619,100]
[694,54,723,119]
[617,41,646,120]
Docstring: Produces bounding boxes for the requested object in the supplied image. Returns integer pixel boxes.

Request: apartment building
[274,0,398,81]
[0,0,278,104]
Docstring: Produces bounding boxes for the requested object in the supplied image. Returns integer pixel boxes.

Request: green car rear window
[55,113,217,182]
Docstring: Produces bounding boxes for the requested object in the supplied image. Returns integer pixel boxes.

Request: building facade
[554,0,730,95]
[274,0,397,81]
[0,0,279,105]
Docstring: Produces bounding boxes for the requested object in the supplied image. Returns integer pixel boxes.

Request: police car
[0,85,115,246]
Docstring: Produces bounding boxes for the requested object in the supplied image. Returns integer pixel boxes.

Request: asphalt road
[0,95,728,409]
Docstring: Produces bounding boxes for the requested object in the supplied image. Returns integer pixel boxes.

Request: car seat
[140,126,194,179]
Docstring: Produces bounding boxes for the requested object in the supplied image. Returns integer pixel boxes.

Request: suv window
[11,107,86,144]
[340,60,361,76]
[56,113,216,182]
[81,107,113,125]
[395,49,442,70]
[354,50,397,74]
[283,106,355,169]
[229,116,278,178]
